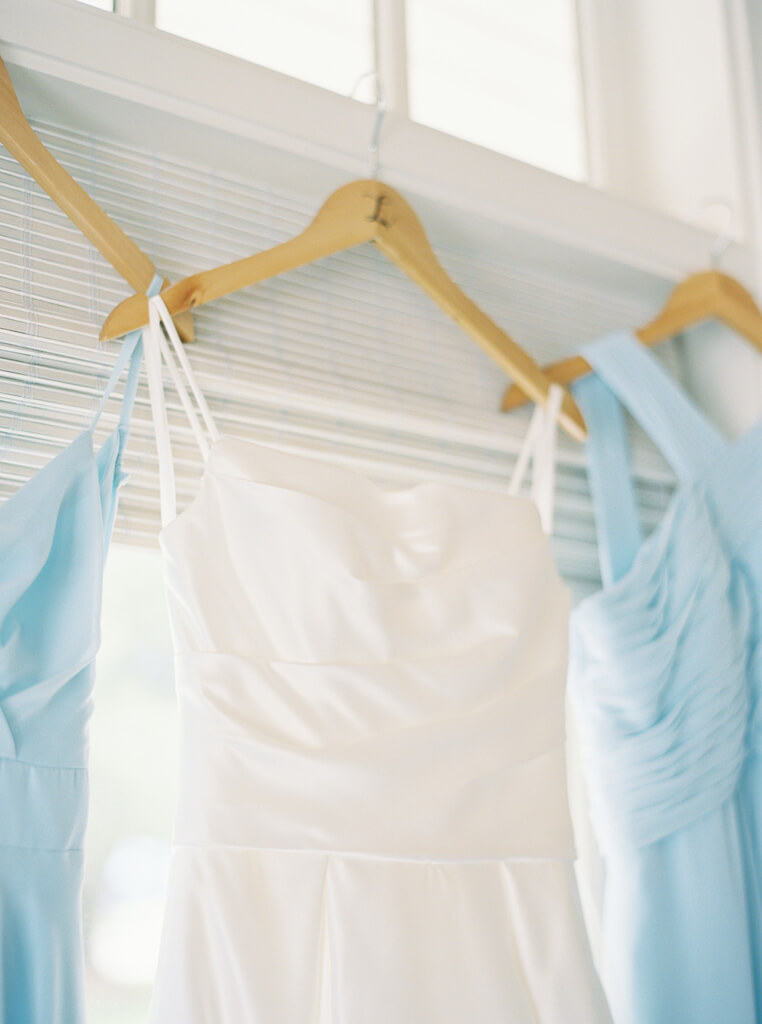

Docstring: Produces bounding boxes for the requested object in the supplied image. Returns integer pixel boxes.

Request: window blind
[0,120,677,596]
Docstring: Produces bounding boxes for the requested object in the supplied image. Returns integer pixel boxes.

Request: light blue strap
[90,272,164,432]
[574,372,643,585]
[583,330,725,480]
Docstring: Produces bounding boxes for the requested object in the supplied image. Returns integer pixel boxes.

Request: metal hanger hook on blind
[700,197,735,268]
[350,71,387,179]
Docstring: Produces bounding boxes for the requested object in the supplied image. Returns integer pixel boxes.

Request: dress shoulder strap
[143,293,221,528]
[582,330,724,480]
[573,372,642,586]
[575,330,728,585]
[89,273,164,436]
[508,383,564,534]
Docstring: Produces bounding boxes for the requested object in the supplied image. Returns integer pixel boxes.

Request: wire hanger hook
[350,70,387,179]
[700,197,735,268]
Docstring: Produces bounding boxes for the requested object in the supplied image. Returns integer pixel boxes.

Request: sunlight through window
[407,0,587,179]
[156,0,374,99]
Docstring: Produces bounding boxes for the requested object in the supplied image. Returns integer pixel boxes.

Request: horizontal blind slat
[0,118,678,590]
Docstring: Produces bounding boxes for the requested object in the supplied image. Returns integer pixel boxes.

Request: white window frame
[3,0,762,429]
[69,0,762,263]
[2,0,757,280]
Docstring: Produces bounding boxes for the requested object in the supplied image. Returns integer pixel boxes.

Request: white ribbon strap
[508,383,564,535]
[144,298,177,528]
[143,294,221,528]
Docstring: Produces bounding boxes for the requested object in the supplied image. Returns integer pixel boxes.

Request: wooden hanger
[501,269,762,411]
[0,55,194,341]
[101,178,588,440]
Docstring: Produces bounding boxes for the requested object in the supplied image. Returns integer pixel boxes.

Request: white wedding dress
[143,295,610,1023]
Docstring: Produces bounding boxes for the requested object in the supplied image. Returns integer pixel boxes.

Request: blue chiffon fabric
[570,331,762,1024]
[0,280,158,1023]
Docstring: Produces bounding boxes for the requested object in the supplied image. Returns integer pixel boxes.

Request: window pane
[75,0,113,9]
[407,0,587,180]
[156,0,374,98]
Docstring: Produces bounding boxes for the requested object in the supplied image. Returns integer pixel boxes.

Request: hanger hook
[350,70,387,179]
[700,197,735,268]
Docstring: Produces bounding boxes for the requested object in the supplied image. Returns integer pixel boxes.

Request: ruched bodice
[570,331,762,1024]
[572,488,752,852]
[144,295,611,1023]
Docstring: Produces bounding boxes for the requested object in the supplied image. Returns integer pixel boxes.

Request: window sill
[3,0,756,307]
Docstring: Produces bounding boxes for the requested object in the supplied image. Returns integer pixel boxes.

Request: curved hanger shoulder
[371,185,587,436]
[102,177,587,440]
[0,55,193,340]
[648,270,762,349]
[101,179,380,342]
[501,269,762,411]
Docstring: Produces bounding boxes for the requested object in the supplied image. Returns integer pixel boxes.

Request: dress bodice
[160,433,575,861]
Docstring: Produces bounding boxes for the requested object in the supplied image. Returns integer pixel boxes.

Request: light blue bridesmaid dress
[0,276,160,1023]
[569,330,762,1024]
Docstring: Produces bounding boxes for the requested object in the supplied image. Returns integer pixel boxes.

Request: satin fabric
[569,331,762,1024]
[0,275,159,1024]
[144,294,610,1023]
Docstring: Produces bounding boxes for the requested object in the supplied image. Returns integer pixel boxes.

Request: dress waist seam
[170,843,573,864]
